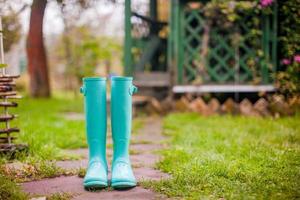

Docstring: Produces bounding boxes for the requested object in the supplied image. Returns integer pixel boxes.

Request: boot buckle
[129,85,138,95]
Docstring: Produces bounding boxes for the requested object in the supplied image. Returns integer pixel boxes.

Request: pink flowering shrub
[294,55,300,63]
[260,0,273,7]
[280,55,300,65]
[281,55,300,65]
[277,0,300,97]
[281,59,291,65]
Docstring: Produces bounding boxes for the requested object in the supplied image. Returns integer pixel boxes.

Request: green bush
[0,173,28,200]
[277,0,300,97]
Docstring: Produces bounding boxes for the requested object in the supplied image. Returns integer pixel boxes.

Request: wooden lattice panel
[180,5,276,85]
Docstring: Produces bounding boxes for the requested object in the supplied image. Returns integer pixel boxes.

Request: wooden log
[269,95,293,116]
[288,96,300,111]
[146,97,164,114]
[189,97,211,116]
[0,78,14,83]
[208,98,221,114]
[239,99,261,117]
[0,85,13,92]
[0,75,20,79]
[6,95,22,99]
[0,144,28,154]
[0,102,18,107]
[253,98,271,117]
[0,128,20,134]
[0,91,17,97]
[0,114,17,122]
[221,98,238,114]
[0,137,16,142]
[160,97,174,113]
[0,82,16,87]
[175,96,190,112]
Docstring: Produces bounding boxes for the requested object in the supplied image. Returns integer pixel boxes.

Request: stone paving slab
[22,176,162,200]
[73,187,161,200]
[21,117,168,200]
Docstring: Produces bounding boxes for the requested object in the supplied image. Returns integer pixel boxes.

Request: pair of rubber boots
[80,76,138,189]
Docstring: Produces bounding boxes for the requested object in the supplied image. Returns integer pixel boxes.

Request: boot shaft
[81,77,107,161]
[110,76,137,161]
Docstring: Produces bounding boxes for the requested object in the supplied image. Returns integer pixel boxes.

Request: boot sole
[84,181,108,190]
[111,181,136,189]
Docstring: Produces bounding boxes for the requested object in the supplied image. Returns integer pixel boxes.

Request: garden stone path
[22,117,169,200]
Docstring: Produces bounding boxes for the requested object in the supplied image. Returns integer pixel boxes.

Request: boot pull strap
[80,86,86,96]
[129,85,138,96]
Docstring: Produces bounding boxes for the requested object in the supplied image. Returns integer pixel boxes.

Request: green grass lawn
[10,95,86,161]
[143,113,300,200]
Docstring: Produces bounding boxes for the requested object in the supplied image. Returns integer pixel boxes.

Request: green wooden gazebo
[124,0,278,95]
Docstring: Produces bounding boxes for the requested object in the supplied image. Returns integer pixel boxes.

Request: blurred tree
[70,27,101,83]
[26,0,50,97]
[27,0,88,97]
[0,1,27,53]
[56,25,121,91]
[59,1,88,92]
[2,13,21,52]
[100,36,122,76]
[58,1,120,92]
[26,0,95,97]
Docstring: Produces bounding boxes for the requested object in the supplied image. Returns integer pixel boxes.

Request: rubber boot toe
[83,161,108,189]
[111,160,136,189]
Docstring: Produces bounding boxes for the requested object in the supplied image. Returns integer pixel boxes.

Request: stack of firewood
[145,94,299,117]
[0,75,26,154]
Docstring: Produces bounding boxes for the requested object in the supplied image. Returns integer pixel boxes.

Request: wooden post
[149,0,159,71]
[150,0,158,32]
[167,1,175,99]
[271,2,278,75]
[124,0,133,76]
[0,16,6,75]
[174,0,183,84]
[262,14,270,84]
[167,2,173,74]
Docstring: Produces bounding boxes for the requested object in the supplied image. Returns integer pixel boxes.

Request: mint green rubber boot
[110,76,138,189]
[80,77,108,189]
